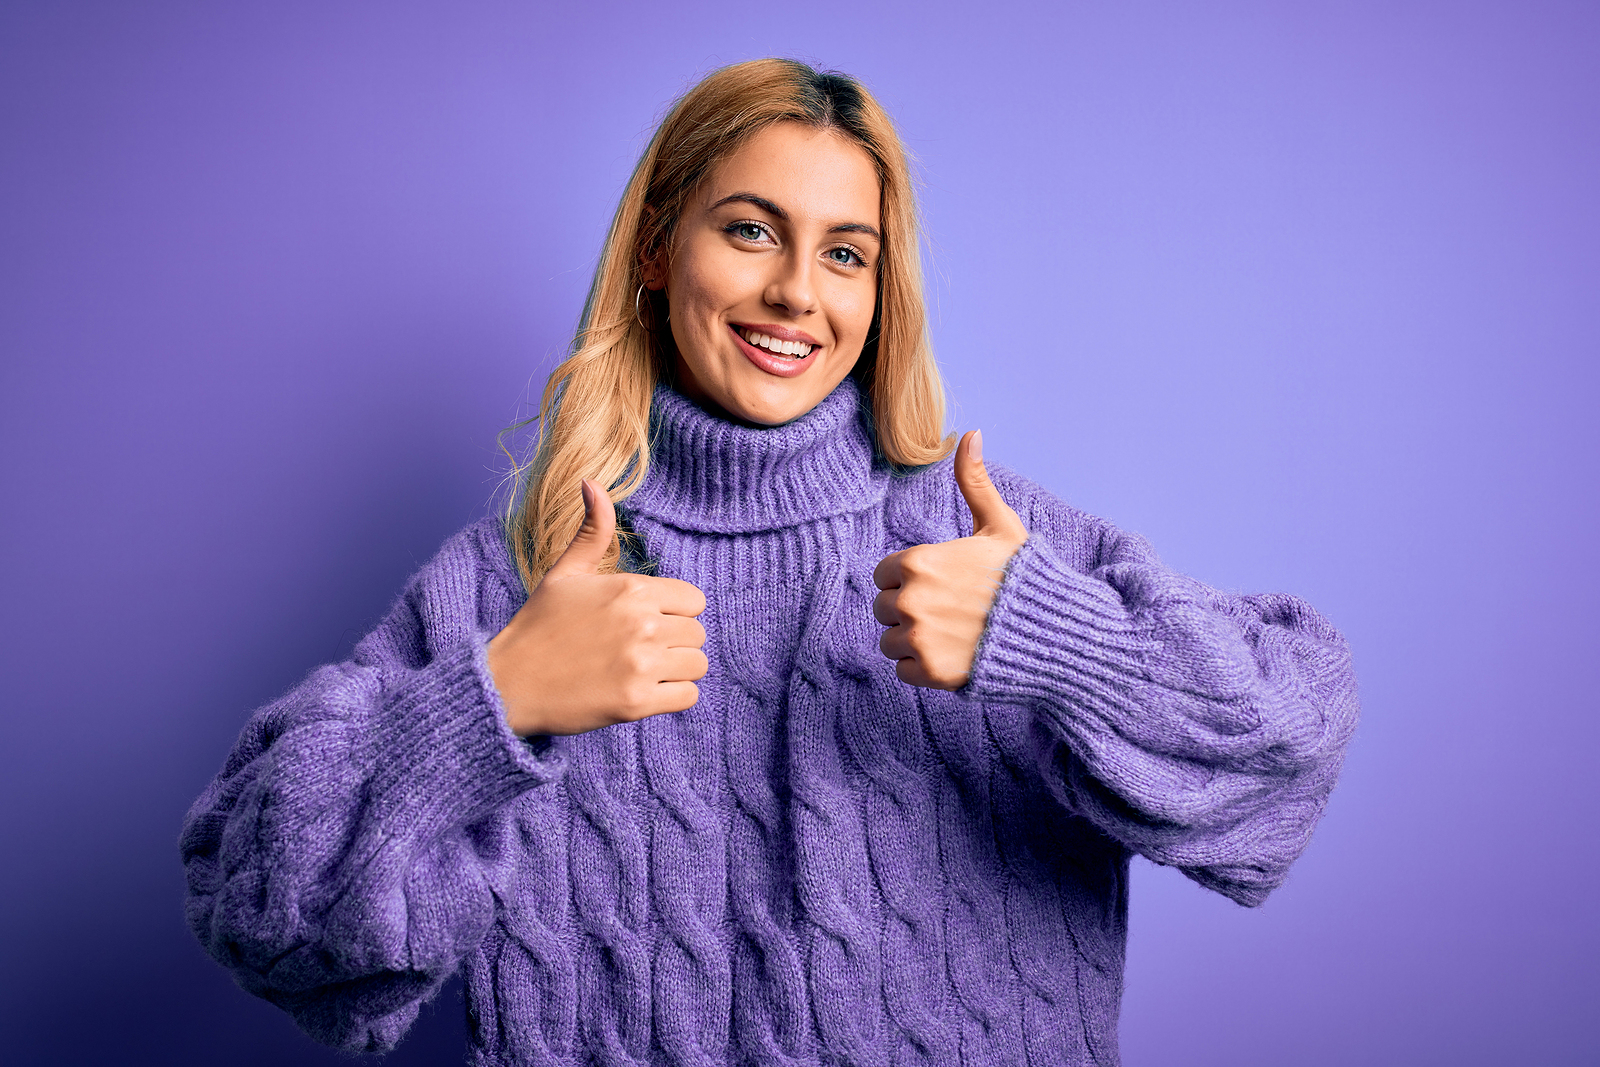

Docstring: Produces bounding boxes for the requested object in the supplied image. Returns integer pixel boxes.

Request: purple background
[2,1,1596,1063]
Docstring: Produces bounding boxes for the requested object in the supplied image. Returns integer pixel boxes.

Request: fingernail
[970,429,984,464]
[579,479,593,511]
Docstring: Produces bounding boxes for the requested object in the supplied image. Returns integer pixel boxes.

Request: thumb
[545,478,617,579]
[955,430,1027,542]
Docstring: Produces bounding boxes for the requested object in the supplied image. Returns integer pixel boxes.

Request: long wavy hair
[506,58,953,591]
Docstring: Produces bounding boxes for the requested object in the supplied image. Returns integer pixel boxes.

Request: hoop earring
[635,284,651,331]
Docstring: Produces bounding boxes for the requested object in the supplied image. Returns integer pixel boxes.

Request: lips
[729,323,821,378]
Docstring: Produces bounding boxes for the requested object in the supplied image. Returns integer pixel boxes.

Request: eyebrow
[708,192,882,242]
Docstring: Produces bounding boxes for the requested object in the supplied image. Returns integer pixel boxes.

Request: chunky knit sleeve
[965,469,1358,907]
[179,520,564,1051]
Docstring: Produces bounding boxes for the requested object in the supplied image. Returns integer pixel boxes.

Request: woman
[182,58,1358,1066]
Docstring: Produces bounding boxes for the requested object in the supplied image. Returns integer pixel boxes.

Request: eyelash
[725,220,870,268]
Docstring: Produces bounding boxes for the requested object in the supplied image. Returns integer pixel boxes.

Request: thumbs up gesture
[873,431,1029,690]
[487,479,708,736]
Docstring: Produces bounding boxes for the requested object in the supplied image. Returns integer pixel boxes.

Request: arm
[969,471,1359,906]
[179,521,565,1051]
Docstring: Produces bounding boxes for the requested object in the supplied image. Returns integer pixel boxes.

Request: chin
[726,386,824,427]
[722,399,799,428]
[674,350,851,428]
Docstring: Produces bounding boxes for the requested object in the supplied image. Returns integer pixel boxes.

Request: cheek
[667,263,725,368]
[671,262,717,329]
[675,245,758,322]
[832,281,878,342]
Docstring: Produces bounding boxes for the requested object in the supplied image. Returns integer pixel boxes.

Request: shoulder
[353,515,527,668]
[406,514,524,602]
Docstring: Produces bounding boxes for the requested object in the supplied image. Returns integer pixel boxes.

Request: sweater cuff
[364,638,566,841]
[967,535,1152,712]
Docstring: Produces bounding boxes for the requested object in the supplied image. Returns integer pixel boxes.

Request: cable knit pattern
[181,378,1358,1065]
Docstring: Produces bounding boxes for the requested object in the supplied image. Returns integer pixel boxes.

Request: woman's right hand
[487,479,708,736]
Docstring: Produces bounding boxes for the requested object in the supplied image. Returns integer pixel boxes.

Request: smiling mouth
[736,325,818,359]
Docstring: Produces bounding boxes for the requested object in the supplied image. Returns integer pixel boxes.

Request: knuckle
[618,682,652,718]
[620,646,653,678]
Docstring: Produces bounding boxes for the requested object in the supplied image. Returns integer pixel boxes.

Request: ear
[639,206,668,292]
[640,253,667,292]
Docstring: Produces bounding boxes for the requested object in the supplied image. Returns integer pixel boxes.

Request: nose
[764,249,817,317]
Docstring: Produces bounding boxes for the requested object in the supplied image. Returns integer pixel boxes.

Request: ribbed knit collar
[623,377,888,534]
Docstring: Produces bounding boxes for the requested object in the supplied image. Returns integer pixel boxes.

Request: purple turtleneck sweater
[181,380,1357,1066]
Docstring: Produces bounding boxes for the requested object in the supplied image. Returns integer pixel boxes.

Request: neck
[622,377,888,534]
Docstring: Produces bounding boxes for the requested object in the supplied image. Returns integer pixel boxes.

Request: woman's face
[648,121,882,427]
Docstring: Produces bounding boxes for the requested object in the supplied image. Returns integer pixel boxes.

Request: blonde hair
[507,58,952,590]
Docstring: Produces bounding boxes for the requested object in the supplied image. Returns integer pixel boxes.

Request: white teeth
[741,328,813,358]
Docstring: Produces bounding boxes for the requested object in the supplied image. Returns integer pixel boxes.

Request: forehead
[700,122,881,227]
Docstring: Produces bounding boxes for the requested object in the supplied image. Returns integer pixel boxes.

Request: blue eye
[828,246,866,267]
[731,222,766,242]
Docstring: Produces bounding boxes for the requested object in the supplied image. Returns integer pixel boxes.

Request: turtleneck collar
[622,377,889,534]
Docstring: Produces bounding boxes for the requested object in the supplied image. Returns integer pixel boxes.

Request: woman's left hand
[873,430,1029,690]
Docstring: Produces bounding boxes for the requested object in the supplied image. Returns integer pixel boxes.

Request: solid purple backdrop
[2,1,1596,1063]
